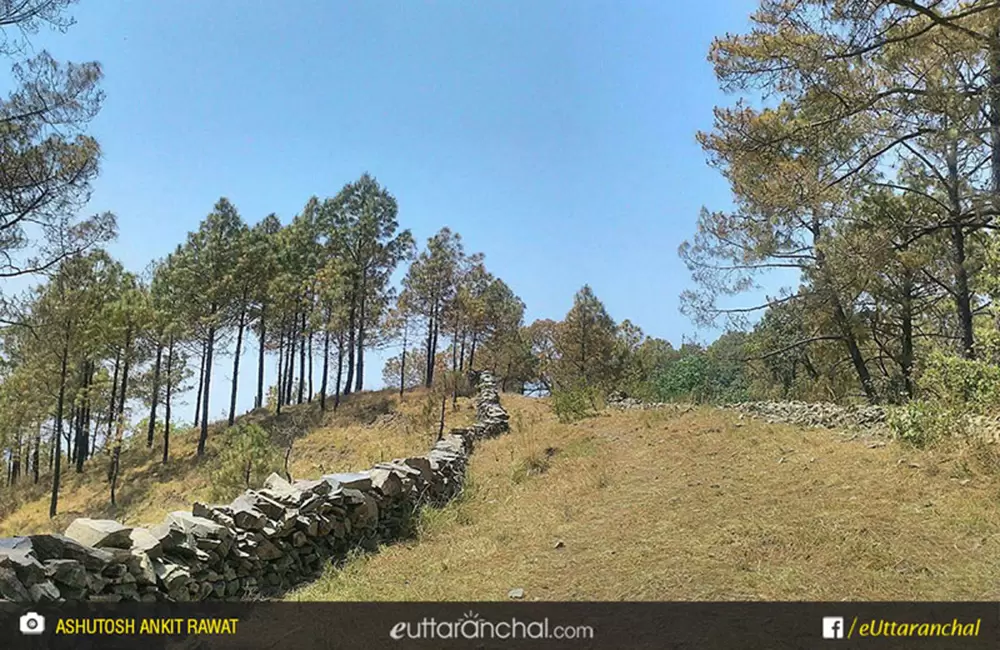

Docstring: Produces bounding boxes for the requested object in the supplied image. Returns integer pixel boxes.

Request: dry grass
[289,398,1000,601]
[0,387,475,537]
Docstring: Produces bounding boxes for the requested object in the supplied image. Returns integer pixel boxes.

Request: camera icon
[19,611,45,635]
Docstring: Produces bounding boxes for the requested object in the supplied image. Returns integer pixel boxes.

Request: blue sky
[19,0,761,421]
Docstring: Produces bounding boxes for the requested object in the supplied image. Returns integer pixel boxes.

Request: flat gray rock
[263,472,294,493]
[148,523,188,552]
[151,559,190,591]
[65,519,133,549]
[255,538,283,561]
[323,471,372,491]
[129,528,163,558]
[29,535,114,571]
[402,457,434,481]
[292,478,332,497]
[0,549,45,587]
[229,495,268,530]
[0,537,30,552]
[0,566,29,602]
[237,491,285,520]
[369,468,403,497]
[28,579,61,603]
[166,512,229,541]
[44,559,88,589]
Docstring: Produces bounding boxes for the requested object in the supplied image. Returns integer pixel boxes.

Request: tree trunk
[32,422,40,484]
[437,394,446,440]
[813,220,877,403]
[469,333,477,371]
[990,24,1000,205]
[320,314,331,412]
[255,302,267,409]
[459,330,466,372]
[193,340,206,427]
[163,336,174,465]
[451,321,460,408]
[298,310,306,404]
[944,135,975,358]
[431,312,440,384]
[334,331,345,411]
[900,269,915,400]
[307,300,315,402]
[823,272,877,403]
[107,346,121,444]
[109,326,133,506]
[951,224,975,359]
[276,324,285,413]
[69,404,78,465]
[146,343,164,447]
[307,325,314,403]
[89,403,98,461]
[425,300,437,387]
[197,322,216,456]
[285,315,297,405]
[49,335,69,518]
[344,296,356,396]
[229,307,247,426]
[355,272,367,392]
[11,430,21,484]
[81,361,92,463]
[400,316,408,397]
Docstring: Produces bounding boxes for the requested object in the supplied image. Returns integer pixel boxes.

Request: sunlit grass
[289,397,1000,601]
[0,387,475,536]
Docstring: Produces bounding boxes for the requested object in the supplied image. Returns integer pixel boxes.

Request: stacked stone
[426,433,472,504]
[731,401,887,431]
[472,371,510,439]
[0,522,166,604]
[189,474,360,597]
[0,371,511,604]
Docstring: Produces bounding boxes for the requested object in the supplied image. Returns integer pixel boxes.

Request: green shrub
[887,400,962,448]
[919,350,1000,413]
[210,423,283,501]
[551,387,599,423]
[654,354,709,402]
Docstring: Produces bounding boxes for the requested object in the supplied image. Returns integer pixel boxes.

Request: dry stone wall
[608,391,889,430]
[0,372,510,604]
[730,401,888,431]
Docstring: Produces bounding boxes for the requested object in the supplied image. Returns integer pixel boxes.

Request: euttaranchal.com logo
[389,611,594,640]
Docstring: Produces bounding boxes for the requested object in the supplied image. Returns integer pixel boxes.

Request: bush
[887,400,962,448]
[551,387,600,423]
[654,354,708,402]
[210,423,283,501]
[919,351,1000,413]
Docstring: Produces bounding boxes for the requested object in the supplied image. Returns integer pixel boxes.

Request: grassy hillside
[0,388,476,537]
[289,396,1000,601]
[9,386,1000,601]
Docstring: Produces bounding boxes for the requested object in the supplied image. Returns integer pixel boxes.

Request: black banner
[0,602,996,649]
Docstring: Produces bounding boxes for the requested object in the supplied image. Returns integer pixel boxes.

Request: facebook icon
[822,617,845,639]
